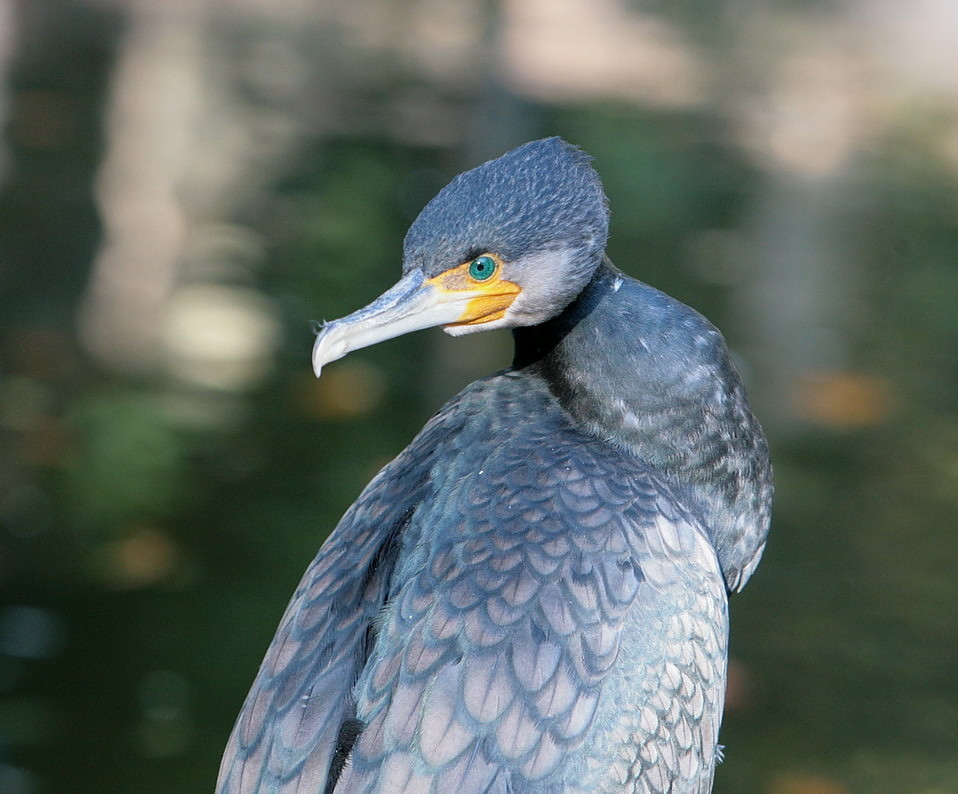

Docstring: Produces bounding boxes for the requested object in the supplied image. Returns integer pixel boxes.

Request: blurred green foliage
[65,392,187,526]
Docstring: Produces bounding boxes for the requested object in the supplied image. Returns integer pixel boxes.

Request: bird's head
[312,138,609,376]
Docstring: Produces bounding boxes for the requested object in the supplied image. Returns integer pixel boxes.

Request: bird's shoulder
[219,370,727,793]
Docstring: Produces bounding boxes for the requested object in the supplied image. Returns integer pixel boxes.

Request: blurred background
[1,0,956,791]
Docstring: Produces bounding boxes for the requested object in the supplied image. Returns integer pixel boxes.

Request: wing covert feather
[220,373,729,794]
[332,375,728,793]
[216,411,453,794]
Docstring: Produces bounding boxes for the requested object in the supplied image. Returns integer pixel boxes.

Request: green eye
[468,255,497,281]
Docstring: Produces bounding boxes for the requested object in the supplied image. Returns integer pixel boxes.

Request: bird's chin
[442,317,508,337]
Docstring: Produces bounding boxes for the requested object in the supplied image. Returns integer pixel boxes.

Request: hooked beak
[312,268,520,377]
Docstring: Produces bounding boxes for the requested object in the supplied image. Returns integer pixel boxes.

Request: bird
[217,137,772,794]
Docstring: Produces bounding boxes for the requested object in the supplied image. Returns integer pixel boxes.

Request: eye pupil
[469,255,497,281]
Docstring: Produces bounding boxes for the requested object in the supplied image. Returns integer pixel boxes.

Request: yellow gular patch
[426,258,521,326]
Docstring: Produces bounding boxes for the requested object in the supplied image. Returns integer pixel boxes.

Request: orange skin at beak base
[425,259,521,327]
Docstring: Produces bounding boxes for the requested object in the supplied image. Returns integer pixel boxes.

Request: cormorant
[217,138,772,793]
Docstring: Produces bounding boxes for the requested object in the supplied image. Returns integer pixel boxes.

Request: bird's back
[218,370,728,793]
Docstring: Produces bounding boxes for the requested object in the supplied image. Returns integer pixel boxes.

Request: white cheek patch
[502,248,578,325]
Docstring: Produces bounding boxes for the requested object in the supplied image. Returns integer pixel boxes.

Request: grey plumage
[218,138,772,793]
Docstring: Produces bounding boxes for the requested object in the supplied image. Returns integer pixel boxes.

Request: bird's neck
[512,259,771,591]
